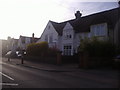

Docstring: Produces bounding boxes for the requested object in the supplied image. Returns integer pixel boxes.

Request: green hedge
[26,42,49,56]
[78,37,116,57]
[47,47,59,57]
[26,42,59,57]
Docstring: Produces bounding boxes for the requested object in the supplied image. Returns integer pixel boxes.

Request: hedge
[26,42,59,57]
[78,37,116,57]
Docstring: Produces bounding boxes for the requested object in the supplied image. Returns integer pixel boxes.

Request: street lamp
[21,50,26,64]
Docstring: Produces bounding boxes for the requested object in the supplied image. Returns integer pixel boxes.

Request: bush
[26,42,48,56]
[26,42,60,57]
[115,46,120,55]
[47,47,59,57]
[78,37,116,57]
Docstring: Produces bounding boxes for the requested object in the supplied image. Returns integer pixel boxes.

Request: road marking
[0,72,14,81]
[0,83,18,86]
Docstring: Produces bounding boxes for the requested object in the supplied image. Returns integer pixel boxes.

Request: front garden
[78,37,119,69]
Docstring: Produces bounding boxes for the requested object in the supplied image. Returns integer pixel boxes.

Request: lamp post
[21,50,26,64]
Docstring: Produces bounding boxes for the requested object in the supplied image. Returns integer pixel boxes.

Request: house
[0,39,8,56]
[37,7,120,56]
[0,37,19,56]
[18,33,39,50]
[6,37,18,52]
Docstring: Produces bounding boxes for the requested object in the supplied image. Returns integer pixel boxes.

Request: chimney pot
[75,11,82,19]
[32,33,35,43]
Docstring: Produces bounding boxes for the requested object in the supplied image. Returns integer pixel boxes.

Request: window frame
[63,45,72,56]
[91,23,106,37]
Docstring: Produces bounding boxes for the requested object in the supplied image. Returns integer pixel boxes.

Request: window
[64,34,72,39]
[45,35,48,42]
[63,45,72,56]
[49,35,53,43]
[91,24,106,36]
[48,26,50,29]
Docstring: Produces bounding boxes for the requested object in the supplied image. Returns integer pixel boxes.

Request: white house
[6,37,18,52]
[37,7,120,56]
[18,33,39,50]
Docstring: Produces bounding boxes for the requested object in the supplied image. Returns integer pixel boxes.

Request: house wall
[18,38,25,50]
[11,40,18,52]
[58,36,62,51]
[7,38,13,51]
[61,22,74,55]
[18,37,31,50]
[37,21,59,48]
[73,33,80,53]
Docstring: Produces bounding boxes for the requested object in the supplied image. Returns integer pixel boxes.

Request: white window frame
[63,45,72,56]
[91,23,106,37]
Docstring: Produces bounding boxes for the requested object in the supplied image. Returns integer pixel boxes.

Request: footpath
[2,57,119,75]
[2,57,79,72]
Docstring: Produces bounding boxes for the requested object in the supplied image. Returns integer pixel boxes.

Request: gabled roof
[50,21,66,36]
[50,7,119,35]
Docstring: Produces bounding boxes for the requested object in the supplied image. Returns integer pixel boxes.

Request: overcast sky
[0,0,119,40]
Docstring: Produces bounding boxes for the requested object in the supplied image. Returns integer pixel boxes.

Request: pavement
[2,57,79,72]
[1,57,119,74]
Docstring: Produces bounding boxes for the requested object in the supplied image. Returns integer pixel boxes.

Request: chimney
[75,11,82,19]
[32,33,35,43]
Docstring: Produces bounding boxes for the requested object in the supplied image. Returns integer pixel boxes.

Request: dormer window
[64,34,72,39]
[69,35,72,38]
[67,34,72,39]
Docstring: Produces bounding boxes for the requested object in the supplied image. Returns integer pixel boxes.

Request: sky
[0,0,119,40]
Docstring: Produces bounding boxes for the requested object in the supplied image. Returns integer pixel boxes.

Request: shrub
[78,37,116,57]
[115,46,120,55]
[47,47,59,57]
[26,42,48,56]
[26,42,60,57]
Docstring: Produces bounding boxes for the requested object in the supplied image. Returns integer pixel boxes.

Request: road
[0,58,119,88]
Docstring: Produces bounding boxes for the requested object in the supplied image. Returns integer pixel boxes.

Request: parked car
[5,51,17,58]
[16,51,26,58]
[16,51,22,57]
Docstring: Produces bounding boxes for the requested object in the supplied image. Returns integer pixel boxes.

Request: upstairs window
[48,26,50,29]
[49,35,53,43]
[45,35,48,42]
[91,23,106,36]
[64,34,72,39]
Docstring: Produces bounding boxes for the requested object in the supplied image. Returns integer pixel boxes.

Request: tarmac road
[1,58,119,88]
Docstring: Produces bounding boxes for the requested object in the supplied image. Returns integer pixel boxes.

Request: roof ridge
[81,7,119,19]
